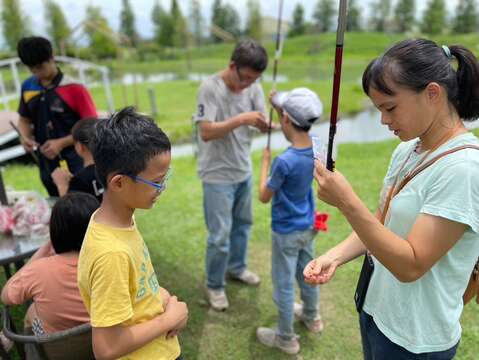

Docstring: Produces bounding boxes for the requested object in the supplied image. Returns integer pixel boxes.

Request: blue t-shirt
[267,146,315,234]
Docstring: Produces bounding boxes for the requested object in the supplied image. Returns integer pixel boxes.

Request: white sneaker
[294,302,324,333]
[256,327,300,355]
[228,269,261,286]
[206,288,229,311]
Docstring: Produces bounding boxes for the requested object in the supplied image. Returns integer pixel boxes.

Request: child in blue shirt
[257,88,324,355]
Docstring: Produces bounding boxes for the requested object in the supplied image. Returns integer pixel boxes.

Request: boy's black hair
[72,118,98,152]
[231,39,268,72]
[92,107,171,187]
[50,192,99,254]
[17,37,53,67]
[279,109,311,133]
[291,122,311,133]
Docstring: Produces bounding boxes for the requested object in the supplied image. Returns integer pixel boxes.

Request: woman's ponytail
[449,45,479,121]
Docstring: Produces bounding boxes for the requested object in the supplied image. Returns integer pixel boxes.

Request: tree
[453,0,478,33]
[84,5,118,58]
[152,0,173,47]
[394,0,415,33]
[211,0,223,42]
[211,0,240,42]
[189,0,203,45]
[222,4,240,37]
[44,0,70,55]
[1,0,30,51]
[313,0,336,32]
[370,0,392,31]
[288,3,305,37]
[346,0,362,31]
[420,0,446,35]
[120,0,138,46]
[245,0,262,41]
[171,0,188,48]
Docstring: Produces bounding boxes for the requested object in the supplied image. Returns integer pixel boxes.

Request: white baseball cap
[272,87,323,128]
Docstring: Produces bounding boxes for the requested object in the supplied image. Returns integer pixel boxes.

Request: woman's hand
[314,160,356,210]
[304,254,339,285]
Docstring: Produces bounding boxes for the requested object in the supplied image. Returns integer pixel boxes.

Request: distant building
[261,16,290,42]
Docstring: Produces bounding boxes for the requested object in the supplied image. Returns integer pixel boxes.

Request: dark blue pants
[359,311,459,360]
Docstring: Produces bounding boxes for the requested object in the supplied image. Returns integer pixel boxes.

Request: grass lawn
[3,32,478,145]
[1,136,478,359]
[88,32,479,144]
[88,75,367,144]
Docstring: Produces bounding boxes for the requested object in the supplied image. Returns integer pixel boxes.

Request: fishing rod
[326,0,348,171]
[10,121,40,165]
[266,0,284,150]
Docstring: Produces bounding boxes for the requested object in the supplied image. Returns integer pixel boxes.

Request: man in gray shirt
[195,40,270,311]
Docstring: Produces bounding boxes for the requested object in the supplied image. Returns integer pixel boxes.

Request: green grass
[88,76,367,144]
[3,32,478,144]
[1,136,478,359]
[91,32,479,143]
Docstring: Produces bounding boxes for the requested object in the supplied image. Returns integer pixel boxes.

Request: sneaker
[228,269,261,286]
[294,302,324,333]
[206,288,229,311]
[256,327,300,355]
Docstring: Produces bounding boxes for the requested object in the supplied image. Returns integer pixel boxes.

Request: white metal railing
[0,56,114,112]
[0,56,114,163]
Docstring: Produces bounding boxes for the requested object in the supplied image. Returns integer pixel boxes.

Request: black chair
[2,307,94,360]
[0,170,8,206]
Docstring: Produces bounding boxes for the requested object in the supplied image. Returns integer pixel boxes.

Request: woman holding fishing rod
[304,39,479,359]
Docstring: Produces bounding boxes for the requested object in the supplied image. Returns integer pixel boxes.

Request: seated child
[256,88,324,355]
[77,107,188,360]
[1,192,99,334]
[52,118,104,202]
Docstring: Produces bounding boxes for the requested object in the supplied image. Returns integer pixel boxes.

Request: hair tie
[442,45,452,59]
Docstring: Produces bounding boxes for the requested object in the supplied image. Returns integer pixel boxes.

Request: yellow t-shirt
[77,215,180,360]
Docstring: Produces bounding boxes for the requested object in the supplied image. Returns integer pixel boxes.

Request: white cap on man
[272,87,323,128]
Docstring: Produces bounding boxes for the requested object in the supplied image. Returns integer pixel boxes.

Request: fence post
[101,69,114,113]
[0,73,9,110]
[148,87,158,119]
[10,61,20,96]
[133,74,140,110]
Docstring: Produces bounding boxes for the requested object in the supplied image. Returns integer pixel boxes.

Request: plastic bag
[0,206,14,233]
[311,136,328,165]
[10,193,50,237]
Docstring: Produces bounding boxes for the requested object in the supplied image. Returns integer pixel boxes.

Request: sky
[5,0,461,46]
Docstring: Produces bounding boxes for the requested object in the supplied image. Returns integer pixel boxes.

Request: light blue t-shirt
[363,132,479,354]
[267,146,315,234]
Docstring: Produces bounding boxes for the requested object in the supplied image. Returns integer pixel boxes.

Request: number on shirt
[198,104,205,117]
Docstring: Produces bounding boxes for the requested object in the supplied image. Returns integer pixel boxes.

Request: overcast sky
[7,0,461,45]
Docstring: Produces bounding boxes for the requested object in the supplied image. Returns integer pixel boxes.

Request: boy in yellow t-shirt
[77,107,188,360]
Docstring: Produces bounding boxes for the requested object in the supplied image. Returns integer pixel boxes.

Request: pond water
[120,72,291,85]
[172,107,479,158]
[121,72,212,84]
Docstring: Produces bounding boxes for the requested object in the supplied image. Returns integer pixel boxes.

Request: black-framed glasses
[235,66,260,85]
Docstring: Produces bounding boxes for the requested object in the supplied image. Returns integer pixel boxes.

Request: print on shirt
[136,242,160,301]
